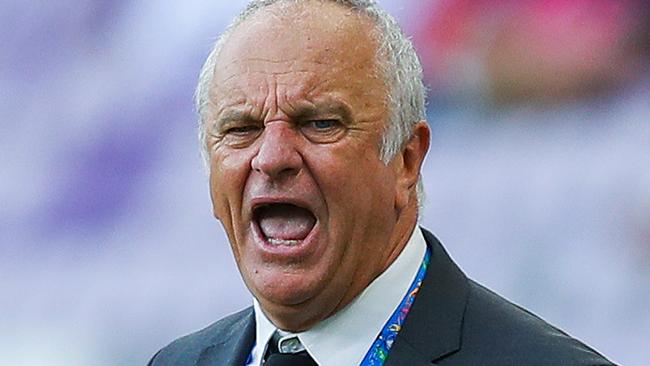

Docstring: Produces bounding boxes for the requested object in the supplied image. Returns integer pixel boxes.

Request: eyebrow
[212,108,256,132]
[213,97,354,128]
[216,110,251,124]
[290,100,353,121]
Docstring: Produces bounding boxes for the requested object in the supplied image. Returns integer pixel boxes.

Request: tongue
[257,204,316,240]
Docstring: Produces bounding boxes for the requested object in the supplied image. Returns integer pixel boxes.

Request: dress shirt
[248,227,427,366]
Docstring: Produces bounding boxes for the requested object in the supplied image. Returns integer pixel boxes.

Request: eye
[216,123,263,148]
[226,125,261,135]
[300,119,346,143]
[309,120,338,130]
[302,119,341,132]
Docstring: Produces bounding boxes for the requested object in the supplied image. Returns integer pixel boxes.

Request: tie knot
[264,331,317,366]
[277,333,305,354]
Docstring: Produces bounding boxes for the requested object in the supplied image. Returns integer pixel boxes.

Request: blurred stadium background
[1,1,648,365]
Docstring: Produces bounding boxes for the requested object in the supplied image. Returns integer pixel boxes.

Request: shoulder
[148,307,254,366]
[458,280,615,365]
[416,228,615,365]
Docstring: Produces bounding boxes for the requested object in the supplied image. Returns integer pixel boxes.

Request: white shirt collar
[251,227,427,366]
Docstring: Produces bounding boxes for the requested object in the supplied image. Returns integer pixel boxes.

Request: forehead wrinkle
[210,2,386,126]
[212,63,384,127]
[220,61,325,78]
[219,58,298,77]
[216,73,327,117]
[215,57,327,92]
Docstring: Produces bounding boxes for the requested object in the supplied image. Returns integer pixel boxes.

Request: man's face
[206,2,417,330]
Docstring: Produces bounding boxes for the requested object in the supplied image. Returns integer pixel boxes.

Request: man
[149,1,615,365]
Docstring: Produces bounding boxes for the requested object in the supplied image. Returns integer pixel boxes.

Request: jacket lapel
[385,228,470,366]
[195,308,256,366]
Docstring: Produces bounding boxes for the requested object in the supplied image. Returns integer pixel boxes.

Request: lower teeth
[268,238,301,246]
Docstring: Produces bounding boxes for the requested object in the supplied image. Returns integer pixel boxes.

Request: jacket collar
[386,228,469,365]
[195,308,255,366]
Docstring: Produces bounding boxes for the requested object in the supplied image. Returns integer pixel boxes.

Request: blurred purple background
[1,1,648,365]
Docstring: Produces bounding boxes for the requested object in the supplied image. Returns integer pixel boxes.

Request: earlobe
[395,121,430,211]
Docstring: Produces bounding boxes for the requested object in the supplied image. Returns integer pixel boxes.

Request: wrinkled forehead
[216,1,380,76]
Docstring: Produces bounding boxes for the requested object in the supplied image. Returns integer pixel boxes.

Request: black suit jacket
[149,228,615,365]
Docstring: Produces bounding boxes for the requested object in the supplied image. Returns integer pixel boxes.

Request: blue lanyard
[359,246,431,366]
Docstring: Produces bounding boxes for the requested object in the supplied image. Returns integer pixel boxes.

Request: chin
[254,276,339,332]
[250,267,327,307]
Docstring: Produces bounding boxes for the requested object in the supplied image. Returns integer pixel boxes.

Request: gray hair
[196,0,427,203]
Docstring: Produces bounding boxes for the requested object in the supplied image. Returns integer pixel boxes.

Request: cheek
[308,144,394,214]
[209,150,252,222]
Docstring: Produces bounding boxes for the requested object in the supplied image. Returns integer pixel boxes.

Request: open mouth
[253,203,317,247]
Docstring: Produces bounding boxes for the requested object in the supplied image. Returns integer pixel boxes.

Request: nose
[251,121,303,180]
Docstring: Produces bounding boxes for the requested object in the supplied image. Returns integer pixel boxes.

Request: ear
[394,121,430,212]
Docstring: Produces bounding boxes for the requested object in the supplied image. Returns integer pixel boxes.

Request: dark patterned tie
[264,332,317,366]
[265,351,317,366]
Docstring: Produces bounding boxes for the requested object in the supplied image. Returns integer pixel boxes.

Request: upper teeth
[268,238,301,246]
